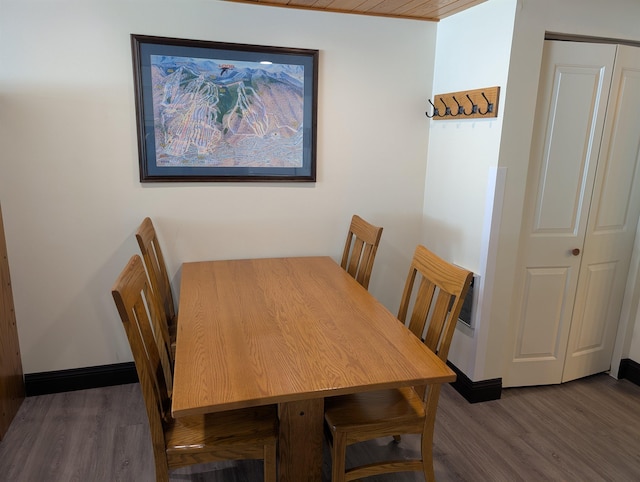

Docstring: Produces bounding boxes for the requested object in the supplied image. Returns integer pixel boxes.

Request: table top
[172,256,456,418]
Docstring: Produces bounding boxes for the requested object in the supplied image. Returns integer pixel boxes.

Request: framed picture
[131,35,318,182]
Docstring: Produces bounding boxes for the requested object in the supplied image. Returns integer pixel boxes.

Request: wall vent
[458,274,478,328]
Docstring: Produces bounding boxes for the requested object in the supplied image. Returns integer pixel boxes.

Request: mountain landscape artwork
[150,55,305,168]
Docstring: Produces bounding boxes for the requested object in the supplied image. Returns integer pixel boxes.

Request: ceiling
[225,0,487,22]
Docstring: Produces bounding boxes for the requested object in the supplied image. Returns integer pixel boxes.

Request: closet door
[503,41,616,387]
[562,45,640,382]
[0,204,24,440]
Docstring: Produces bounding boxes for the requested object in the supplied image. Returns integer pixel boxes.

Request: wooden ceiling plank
[255,0,291,5]
[224,0,485,20]
[406,0,463,18]
[406,0,454,14]
[355,0,400,13]
[424,0,485,18]
[325,0,370,11]
[366,0,416,14]
[286,1,320,6]
[306,1,336,7]
[387,0,435,16]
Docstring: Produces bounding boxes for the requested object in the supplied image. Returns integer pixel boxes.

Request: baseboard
[24,362,138,397]
[447,361,502,403]
[23,360,505,402]
[618,358,640,387]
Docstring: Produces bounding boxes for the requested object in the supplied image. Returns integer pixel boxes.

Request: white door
[504,41,640,387]
[562,44,640,382]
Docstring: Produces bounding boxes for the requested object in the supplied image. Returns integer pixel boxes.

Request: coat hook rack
[440,97,451,116]
[425,98,440,118]
[426,86,500,120]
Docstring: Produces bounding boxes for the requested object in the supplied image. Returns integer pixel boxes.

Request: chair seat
[325,387,425,438]
[165,405,278,464]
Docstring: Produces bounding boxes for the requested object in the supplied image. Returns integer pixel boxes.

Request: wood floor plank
[0,374,638,481]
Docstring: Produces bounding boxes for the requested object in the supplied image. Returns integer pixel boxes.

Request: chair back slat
[398,245,472,364]
[346,238,365,277]
[136,217,176,329]
[404,277,435,338]
[112,255,173,422]
[424,290,455,355]
[341,215,383,290]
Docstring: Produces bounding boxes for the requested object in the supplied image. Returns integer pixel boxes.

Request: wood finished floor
[0,373,638,481]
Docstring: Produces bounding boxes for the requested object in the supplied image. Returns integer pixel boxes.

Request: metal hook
[425,98,440,118]
[440,98,452,116]
[451,96,464,116]
[463,94,479,116]
[478,92,494,115]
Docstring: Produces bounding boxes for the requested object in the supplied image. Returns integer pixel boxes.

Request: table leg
[278,398,324,482]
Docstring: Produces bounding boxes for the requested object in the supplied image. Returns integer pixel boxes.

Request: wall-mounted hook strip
[452,96,464,116]
[427,86,500,120]
[478,91,494,115]
[425,98,440,118]
[464,94,478,116]
[440,98,451,116]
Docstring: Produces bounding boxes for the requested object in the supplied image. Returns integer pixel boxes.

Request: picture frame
[131,34,318,182]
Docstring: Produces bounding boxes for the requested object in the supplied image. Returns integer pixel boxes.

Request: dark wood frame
[131,34,318,182]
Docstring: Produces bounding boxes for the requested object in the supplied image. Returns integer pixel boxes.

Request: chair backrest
[136,217,176,327]
[112,255,173,428]
[340,214,383,290]
[397,244,472,417]
[398,244,473,364]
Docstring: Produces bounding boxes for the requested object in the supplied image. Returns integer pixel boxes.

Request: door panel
[572,262,615,351]
[563,45,640,382]
[533,66,608,234]
[515,267,568,359]
[504,41,617,387]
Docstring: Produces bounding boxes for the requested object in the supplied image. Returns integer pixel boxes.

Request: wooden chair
[136,217,177,359]
[340,215,383,290]
[324,244,473,482]
[114,253,173,397]
[112,255,278,482]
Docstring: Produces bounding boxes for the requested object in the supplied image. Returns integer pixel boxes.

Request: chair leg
[156,466,170,482]
[155,450,170,482]
[420,433,435,482]
[264,443,277,482]
[330,430,347,482]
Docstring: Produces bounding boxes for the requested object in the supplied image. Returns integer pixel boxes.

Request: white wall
[614,221,640,373]
[631,319,640,361]
[424,0,640,381]
[0,0,437,373]
[4,0,639,382]
[424,0,517,379]
[484,0,640,380]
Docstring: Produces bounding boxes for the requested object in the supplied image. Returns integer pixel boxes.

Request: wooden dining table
[172,256,456,481]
